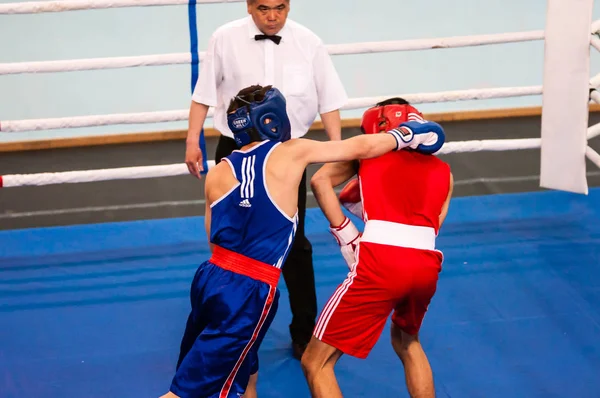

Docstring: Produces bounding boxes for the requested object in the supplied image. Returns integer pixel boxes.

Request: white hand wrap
[329,217,361,270]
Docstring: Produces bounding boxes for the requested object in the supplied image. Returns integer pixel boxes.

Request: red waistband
[209,245,281,287]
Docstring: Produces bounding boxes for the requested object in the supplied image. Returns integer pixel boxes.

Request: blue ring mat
[1,188,599,397]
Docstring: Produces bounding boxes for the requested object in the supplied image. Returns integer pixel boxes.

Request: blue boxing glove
[386,120,446,154]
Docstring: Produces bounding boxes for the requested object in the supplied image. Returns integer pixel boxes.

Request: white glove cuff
[387,127,414,150]
[329,217,360,246]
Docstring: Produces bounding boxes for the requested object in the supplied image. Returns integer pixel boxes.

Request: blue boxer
[166,86,298,398]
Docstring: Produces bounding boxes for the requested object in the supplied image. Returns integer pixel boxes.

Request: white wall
[1,0,600,142]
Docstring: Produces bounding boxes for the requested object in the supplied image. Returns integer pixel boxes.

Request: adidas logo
[239,199,251,208]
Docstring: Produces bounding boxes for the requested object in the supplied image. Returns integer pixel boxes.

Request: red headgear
[360,101,424,135]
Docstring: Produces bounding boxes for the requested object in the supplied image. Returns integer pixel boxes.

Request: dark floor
[1,114,600,230]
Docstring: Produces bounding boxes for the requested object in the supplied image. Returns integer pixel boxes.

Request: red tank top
[358,151,451,234]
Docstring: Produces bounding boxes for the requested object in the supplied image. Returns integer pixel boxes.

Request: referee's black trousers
[214,135,318,347]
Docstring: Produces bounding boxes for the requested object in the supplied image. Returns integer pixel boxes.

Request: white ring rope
[1,19,598,77]
[591,71,600,88]
[3,137,600,188]
[0,86,542,133]
[438,138,541,155]
[0,0,244,14]
[590,90,600,108]
[588,92,600,140]
[0,53,196,75]
[0,140,537,188]
[591,36,600,53]
[344,85,543,109]
[1,110,193,132]
[1,161,211,188]
[586,146,600,169]
[588,121,600,140]
[0,30,545,75]
[0,138,600,188]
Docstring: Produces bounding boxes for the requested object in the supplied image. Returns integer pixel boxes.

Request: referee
[184,0,347,360]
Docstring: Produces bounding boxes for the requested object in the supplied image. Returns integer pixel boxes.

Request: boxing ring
[1,1,600,397]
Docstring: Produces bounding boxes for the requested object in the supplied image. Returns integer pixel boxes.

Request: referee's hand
[185,140,204,179]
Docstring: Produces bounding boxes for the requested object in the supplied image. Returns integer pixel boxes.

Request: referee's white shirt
[192,16,348,139]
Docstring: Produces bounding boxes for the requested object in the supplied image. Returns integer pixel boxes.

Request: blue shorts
[169,260,279,398]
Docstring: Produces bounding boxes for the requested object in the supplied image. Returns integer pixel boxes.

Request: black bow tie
[255,34,281,45]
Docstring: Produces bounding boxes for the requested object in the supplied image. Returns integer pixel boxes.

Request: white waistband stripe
[361,220,436,251]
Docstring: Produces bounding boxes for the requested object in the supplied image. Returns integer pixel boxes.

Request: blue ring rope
[187,0,208,174]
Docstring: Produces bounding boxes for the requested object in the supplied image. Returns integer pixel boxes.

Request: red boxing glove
[329,217,361,270]
[339,179,363,219]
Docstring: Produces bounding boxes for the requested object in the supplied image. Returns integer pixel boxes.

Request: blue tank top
[210,140,298,268]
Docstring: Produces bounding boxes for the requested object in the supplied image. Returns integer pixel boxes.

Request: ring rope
[0,110,191,133]
[591,70,600,88]
[0,161,211,188]
[587,146,600,168]
[588,94,600,140]
[591,36,600,53]
[0,0,244,14]
[0,86,543,133]
[4,119,600,189]
[0,139,540,188]
[0,30,546,75]
[0,53,196,75]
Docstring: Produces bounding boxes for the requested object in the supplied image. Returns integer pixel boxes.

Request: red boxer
[303,97,453,398]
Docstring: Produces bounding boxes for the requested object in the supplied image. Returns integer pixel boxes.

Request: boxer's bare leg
[301,336,344,398]
[243,372,258,398]
[391,323,435,398]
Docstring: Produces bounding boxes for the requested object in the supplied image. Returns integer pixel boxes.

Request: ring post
[539,0,594,195]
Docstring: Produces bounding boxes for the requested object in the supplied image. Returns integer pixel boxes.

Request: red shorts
[313,242,442,359]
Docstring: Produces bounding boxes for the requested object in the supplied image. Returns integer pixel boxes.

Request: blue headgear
[227,86,292,148]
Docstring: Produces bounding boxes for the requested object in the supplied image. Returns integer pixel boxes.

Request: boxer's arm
[290,121,444,166]
[204,201,214,253]
[204,171,216,253]
[312,160,358,188]
[439,172,454,228]
[312,161,362,270]
[310,161,358,227]
[291,133,397,166]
